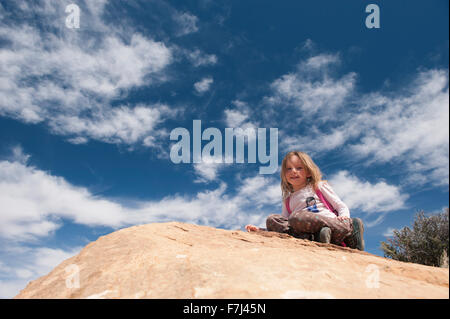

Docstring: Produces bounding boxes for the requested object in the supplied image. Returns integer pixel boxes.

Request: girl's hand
[245,224,260,232]
[337,216,350,222]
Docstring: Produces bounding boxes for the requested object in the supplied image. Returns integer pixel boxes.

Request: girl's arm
[318,181,350,218]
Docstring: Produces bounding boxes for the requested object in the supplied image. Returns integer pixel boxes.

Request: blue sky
[0,0,448,298]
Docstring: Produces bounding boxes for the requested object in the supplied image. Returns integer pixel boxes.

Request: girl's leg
[266,214,312,240]
[288,211,352,244]
[266,214,290,233]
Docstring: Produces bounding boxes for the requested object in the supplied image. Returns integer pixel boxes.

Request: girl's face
[285,155,311,191]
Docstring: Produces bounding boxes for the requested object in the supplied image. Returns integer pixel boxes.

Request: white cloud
[301,53,340,70]
[194,77,214,94]
[274,51,448,187]
[66,136,89,145]
[193,162,221,182]
[329,170,408,223]
[268,72,356,116]
[0,160,126,241]
[301,38,315,51]
[223,100,260,142]
[224,109,249,127]
[173,12,199,36]
[185,49,218,67]
[192,154,227,183]
[49,103,174,145]
[0,155,277,242]
[236,175,281,208]
[280,125,354,155]
[0,0,176,148]
[382,227,395,237]
[265,53,356,117]
[349,69,449,186]
[9,145,30,164]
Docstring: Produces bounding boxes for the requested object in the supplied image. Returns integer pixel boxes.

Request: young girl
[245,151,364,250]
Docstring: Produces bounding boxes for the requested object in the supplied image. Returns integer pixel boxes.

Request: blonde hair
[280,151,323,199]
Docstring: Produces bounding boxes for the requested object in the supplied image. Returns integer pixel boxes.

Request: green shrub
[380,208,449,267]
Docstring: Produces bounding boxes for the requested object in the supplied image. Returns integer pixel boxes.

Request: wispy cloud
[0,154,270,242]
[193,162,222,182]
[328,170,409,227]
[382,227,395,237]
[0,159,124,241]
[0,0,178,149]
[236,174,281,209]
[264,53,356,118]
[329,171,408,212]
[48,103,175,145]
[194,77,214,94]
[9,145,30,164]
[173,11,199,36]
[222,100,260,141]
[349,69,449,186]
[192,100,263,183]
[301,53,341,71]
[184,48,218,67]
[270,49,448,187]
[223,100,258,128]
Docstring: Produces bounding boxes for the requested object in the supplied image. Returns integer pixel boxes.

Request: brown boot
[345,218,365,251]
[318,227,331,244]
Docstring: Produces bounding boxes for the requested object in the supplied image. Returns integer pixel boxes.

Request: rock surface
[15,222,449,299]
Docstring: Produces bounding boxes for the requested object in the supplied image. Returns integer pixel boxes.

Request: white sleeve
[318,181,350,218]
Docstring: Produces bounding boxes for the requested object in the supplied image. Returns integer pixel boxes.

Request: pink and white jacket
[281,181,350,219]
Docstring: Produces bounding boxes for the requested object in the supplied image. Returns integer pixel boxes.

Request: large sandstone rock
[15,222,449,299]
